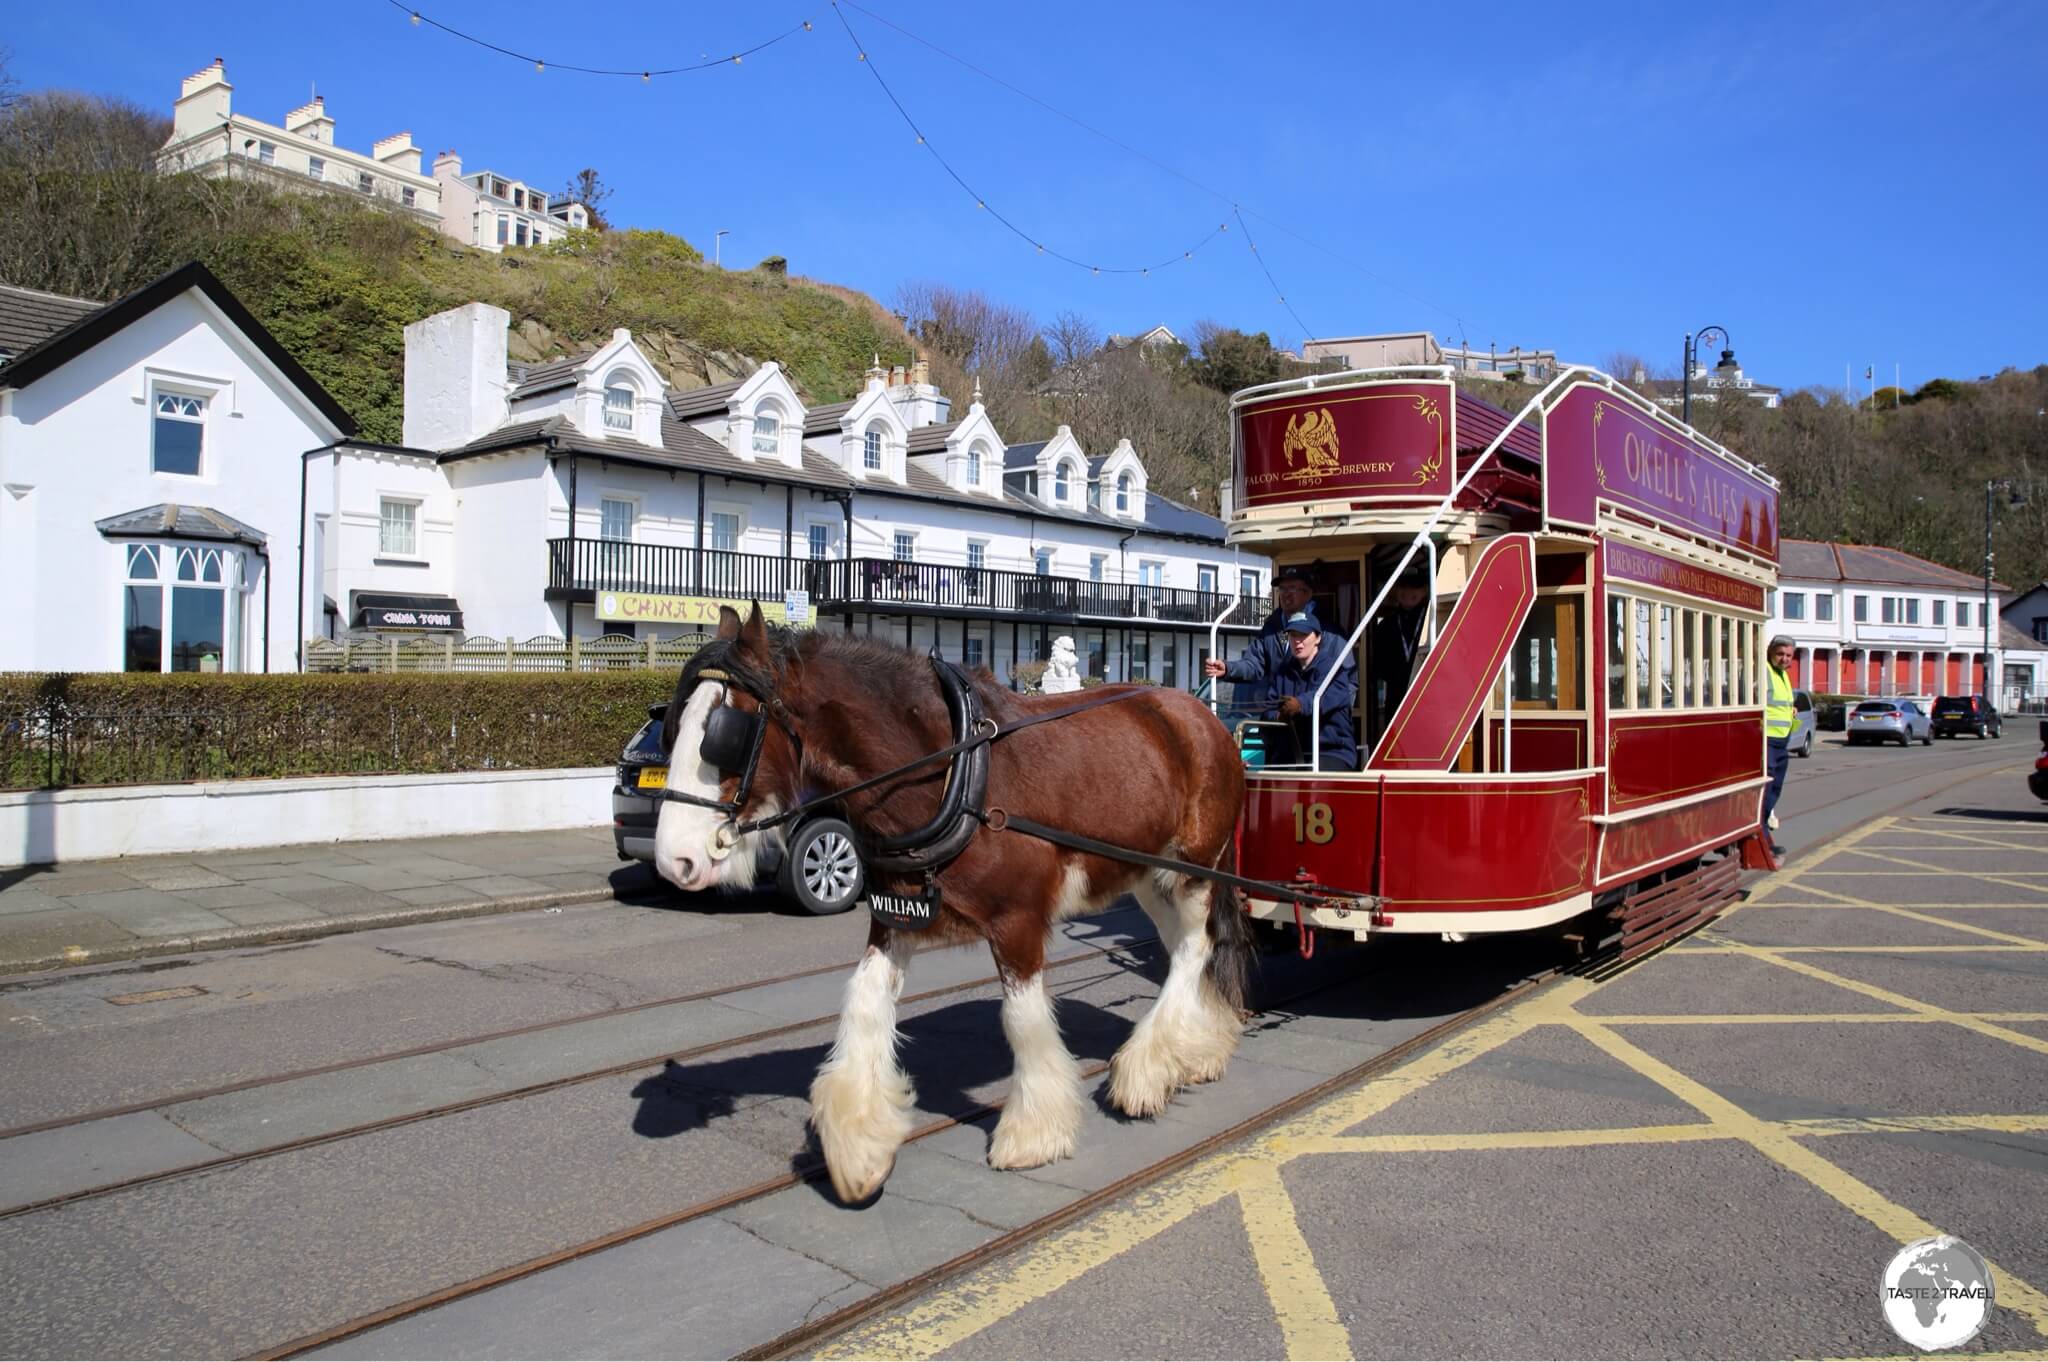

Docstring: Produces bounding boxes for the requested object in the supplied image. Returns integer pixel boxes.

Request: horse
[652,604,1253,1203]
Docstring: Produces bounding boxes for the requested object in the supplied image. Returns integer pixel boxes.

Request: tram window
[1717,616,1732,707]
[1607,596,1628,710]
[1680,609,1697,707]
[1657,605,1675,709]
[1732,623,1748,707]
[1633,600,1652,710]
[1511,596,1580,710]
[1751,622,1764,703]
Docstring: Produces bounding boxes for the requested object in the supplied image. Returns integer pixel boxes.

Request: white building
[157,60,439,223]
[304,304,1268,686]
[0,266,356,674]
[1764,539,2045,708]
[432,154,575,252]
[1299,332,1560,383]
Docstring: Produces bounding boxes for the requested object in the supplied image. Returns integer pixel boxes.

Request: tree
[557,167,614,231]
[0,89,180,298]
[1188,321,1282,395]
[1042,310,1100,369]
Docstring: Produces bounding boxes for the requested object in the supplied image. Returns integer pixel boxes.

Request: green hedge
[0,672,674,790]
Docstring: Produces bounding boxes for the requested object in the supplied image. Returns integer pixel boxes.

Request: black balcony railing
[545,538,1260,627]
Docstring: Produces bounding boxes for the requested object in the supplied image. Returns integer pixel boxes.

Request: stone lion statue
[1042,635,1082,693]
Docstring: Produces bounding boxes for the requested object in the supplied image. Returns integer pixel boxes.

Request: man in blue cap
[1208,609,1358,770]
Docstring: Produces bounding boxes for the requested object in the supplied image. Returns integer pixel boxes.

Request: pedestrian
[1366,566,1431,744]
[1212,610,1358,770]
[1762,634,1796,856]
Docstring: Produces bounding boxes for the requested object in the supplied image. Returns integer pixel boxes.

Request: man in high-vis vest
[1762,635,1797,855]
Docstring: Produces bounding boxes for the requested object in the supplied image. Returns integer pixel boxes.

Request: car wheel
[778,816,864,915]
[1976,724,1986,739]
[1921,729,1932,746]
[1796,733,1813,758]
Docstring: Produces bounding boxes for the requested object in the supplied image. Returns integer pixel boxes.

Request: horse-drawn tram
[1219,365,1780,950]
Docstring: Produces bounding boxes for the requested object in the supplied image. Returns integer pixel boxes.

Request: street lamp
[1680,327,1740,425]
[1984,478,2027,713]
[714,229,730,268]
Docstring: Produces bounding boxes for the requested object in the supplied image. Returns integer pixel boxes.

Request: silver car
[1845,699,1932,747]
[1789,689,1816,758]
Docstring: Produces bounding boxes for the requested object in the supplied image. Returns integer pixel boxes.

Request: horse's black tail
[1203,845,1257,1016]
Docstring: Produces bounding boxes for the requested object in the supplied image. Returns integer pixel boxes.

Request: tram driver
[1366,565,1431,745]
[1207,610,1359,770]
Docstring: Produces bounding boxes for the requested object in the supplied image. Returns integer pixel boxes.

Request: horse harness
[658,655,1382,925]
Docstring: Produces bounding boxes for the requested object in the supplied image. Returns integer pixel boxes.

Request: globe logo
[1881,1235,1995,1351]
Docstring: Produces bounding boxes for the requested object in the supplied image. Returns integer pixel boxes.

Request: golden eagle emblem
[1281,408,1342,479]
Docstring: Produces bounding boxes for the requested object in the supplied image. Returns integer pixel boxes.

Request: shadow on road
[1932,805,2047,824]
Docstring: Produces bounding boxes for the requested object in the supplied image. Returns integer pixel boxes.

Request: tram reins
[658,656,1383,911]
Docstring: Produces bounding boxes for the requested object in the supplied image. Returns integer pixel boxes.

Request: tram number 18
[1292,801,1334,845]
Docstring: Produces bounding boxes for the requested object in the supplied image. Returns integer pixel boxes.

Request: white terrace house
[433,154,576,252]
[157,60,439,222]
[1763,539,2041,704]
[305,304,1269,687]
[0,265,356,675]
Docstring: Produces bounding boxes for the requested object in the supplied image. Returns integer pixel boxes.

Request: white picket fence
[303,632,713,673]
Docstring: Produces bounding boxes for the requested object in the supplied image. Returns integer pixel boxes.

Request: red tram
[1217,365,1779,942]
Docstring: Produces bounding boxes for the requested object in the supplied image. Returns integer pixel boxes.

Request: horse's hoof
[827,1152,896,1204]
[988,1119,1076,1170]
[1106,1052,1177,1119]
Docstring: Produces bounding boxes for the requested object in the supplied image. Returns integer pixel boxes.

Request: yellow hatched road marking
[1845,848,2048,897]
[1808,869,2048,876]
[1286,1111,2048,1158]
[1676,943,2048,954]
[1746,900,2048,910]
[1894,826,2048,853]
[814,982,1568,1360]
[1593,1011,2048,1026]
[1726,942,2048,1058]
[1765,882,2048,945]
[1747,815,1891,909]
[1236,1162,1351,1360]
[1565,1015,2048,1340]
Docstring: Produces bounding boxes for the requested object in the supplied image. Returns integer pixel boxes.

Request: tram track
[252,944,1496,1361]
[0,930,1159,1222]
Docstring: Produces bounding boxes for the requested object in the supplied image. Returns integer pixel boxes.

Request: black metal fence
[545,539,1262,628]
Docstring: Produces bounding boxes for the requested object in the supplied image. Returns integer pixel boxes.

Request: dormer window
[752,404,783,455]
[1116,472,1132,514]
[864,426,884,471]
[1055,463,1072,502]
[967,442,986,488]
[603,381,635,432]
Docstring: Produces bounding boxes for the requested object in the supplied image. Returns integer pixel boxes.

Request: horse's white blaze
[989,971,1082,1170]
[652,683,779,893]
[811,934,917,1203]
[1110,879,1242,1117]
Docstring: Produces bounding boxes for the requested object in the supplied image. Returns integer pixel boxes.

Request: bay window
[123,542,238,672]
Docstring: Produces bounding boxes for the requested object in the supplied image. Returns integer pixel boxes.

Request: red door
[1947,656,1963,692]
[1814,651,1833,690]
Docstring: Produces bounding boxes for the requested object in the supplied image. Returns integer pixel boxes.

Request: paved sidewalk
[0,827,655,975]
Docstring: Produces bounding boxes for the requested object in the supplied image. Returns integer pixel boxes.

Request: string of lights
[1234,208,1316,347]
[831,1,1225,277]
[383,0,814,79]
[838,0,1471,341]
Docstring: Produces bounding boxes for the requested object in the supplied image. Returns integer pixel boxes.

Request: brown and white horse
[654,605,1253,1203]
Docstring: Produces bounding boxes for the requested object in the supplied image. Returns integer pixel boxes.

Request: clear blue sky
[10,1,2045,393]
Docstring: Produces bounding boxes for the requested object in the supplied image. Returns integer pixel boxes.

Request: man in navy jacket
[1213,610,1359,770]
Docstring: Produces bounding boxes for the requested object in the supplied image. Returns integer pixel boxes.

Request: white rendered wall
[0,768,610,867]
[324,447,459,627]
[447,449,559,640]
[0,290,346,674]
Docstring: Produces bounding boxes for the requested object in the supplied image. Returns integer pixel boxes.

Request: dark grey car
[1845,699,1932,747]
[612,705,864,914]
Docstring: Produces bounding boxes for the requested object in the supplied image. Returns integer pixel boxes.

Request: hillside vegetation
[1,80,2043,593]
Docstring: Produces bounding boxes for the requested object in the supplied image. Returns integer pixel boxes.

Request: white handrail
[1206,585,1243,719]
[1309,364,1604,770]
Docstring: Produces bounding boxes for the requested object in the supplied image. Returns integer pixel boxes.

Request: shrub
[0,671,672,790]
[1008,660,1048,693]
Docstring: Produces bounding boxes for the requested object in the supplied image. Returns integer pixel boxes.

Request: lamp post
[1680,326,1740,425]
[714,230,729,268]
[1984,478,2027,713]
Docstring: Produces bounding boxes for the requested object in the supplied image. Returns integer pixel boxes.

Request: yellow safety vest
[1765,665,1796,740]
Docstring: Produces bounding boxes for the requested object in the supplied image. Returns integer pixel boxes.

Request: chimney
[910,357,929,386]
[284,95,335,145]
[890,364,906,386]
[173,59,232,141]
[433,150,463,179]
[373,131,422,175]
[403,302,512,451]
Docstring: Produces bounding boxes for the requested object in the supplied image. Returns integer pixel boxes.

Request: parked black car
[2032,720,2048,802]
[1931,695,2003,739]
[613,704,864,914]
